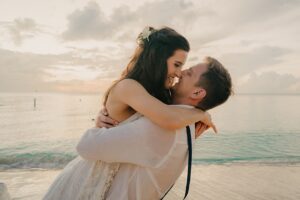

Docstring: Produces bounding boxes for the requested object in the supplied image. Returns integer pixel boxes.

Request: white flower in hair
[141,27,152,41]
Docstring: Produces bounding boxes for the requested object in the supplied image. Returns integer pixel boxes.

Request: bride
[43,27,213,200]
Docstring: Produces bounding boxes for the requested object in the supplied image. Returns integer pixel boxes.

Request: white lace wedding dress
[43,113,141,200]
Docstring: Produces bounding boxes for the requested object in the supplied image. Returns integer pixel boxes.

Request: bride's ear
[191,88,206,100]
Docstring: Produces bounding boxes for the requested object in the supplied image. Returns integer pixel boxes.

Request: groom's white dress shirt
[77,105,196,200]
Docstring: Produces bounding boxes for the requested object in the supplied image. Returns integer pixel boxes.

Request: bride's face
[165,49,188,89]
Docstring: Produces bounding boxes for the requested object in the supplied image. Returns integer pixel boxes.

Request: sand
[165,164,300,200]
[1,164,299,200]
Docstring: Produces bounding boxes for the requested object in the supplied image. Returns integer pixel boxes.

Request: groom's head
[171,57,233,110]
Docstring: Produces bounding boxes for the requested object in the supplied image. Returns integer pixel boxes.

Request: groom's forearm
[76,126,136,163]
[76,118,173,167]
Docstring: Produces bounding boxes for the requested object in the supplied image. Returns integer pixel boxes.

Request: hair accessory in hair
[137,26,156,45]
[141,26,153,41]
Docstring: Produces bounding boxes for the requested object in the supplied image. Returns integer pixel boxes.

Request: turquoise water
[0,93,299,169]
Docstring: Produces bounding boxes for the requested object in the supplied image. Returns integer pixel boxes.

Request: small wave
[193,155,300,165]
[0,152,76,170]
[1,152,300,170]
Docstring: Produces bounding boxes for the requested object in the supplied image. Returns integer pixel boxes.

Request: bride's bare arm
[113,79,215,131]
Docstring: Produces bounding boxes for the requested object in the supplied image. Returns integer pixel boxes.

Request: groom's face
[172,63,208,98]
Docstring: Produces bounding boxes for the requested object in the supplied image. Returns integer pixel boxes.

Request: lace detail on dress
[43,113,142,200]
[101,163,120,199]
[75,161,120,200]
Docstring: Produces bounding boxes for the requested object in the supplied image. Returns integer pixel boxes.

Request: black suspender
[160,126,192,200]
[184,126,192,198]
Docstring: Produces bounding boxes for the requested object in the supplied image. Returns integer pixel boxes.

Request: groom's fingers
[195,122,203,133]
[96,121,114,128]
[210,123,218,134]
[95,113,119,128]
[100,108,108,116]
[195,124,207,139]
[98,110,118,124]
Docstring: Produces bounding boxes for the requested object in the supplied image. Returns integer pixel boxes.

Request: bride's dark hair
[103,26,190,105]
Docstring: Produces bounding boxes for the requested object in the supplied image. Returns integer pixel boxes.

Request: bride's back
[105,80,136,123]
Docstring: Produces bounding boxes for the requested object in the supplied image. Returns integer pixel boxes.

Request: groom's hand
[95,108,119,128]
[195,122,209,139]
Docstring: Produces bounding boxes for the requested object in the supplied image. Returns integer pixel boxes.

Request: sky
[0,0,299,94]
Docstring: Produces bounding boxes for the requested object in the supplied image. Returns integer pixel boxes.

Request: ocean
[0,93,300,170]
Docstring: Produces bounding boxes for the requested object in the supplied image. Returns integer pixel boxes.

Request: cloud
[0,48,60,92]
[61,0,212,41]
[220,46,290,77]
[50,78,113,94]
[238,72,300,94]
[214,0,300,24]
[7,18,38,46]
[1,0,300,94]
[0,47,126,93]
[61,0,300,53]
[62,1,112,40]
[188,0,300,48]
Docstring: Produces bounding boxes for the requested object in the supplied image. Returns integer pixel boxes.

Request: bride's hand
[200,112,217,133]
[95,108,119,128]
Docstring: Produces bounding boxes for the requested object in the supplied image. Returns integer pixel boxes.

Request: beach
[1,93,300,199]
[1,0,300,198]
[1,164,300,200]
[166,164,300,200]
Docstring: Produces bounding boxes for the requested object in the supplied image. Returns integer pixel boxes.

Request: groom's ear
[191,88,206,100]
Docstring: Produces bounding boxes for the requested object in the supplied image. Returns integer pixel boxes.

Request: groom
[77,57,232,199]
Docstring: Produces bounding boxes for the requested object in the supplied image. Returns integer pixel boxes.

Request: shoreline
[1,163,300,200]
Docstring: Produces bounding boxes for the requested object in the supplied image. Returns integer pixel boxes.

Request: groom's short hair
[196,57,233,110]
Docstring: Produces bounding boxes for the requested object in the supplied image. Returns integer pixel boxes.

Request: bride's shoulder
[116,79,140,86]
[114,79,144,93]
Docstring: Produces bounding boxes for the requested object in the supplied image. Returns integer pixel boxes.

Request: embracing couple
[43,26,233,200]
